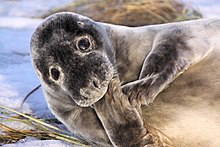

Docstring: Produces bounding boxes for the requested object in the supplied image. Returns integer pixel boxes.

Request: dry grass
[41,0,202,26]
[0,106,89,146]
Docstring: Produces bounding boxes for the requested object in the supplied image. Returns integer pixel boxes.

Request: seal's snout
[78,76,109,107]
[92,76,109,90]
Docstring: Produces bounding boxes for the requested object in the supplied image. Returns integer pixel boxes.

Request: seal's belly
[142,52,220,147]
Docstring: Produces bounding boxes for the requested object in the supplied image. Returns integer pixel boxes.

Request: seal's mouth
[74,91,106,107]
[74,78,109,107]
[74,87,108,107]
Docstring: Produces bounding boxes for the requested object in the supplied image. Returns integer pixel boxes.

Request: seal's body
[31,12,220,146]
[143,52,220,146]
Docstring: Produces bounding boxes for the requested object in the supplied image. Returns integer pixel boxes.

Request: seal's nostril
[93,80,99,89]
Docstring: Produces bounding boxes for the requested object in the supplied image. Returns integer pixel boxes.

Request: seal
[31,12,220,146]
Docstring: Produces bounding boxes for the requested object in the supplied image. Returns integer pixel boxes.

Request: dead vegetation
[42,0,202,26]
[0,106,89,146]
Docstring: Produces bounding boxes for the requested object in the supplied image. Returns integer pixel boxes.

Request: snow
[182,0,220,18]
[3,137,73,147]
[0,16,51,116]
[0,17,42,29]
[0,0,219,146]
[0,0,74,17]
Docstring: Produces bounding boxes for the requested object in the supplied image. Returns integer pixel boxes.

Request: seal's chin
[75,85,108,107]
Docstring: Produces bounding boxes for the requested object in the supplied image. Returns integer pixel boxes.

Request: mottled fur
[31,12,220,146]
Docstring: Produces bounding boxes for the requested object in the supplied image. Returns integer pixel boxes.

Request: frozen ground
[0,0,219,146]
[3,137,73,147]
[0,0,73,17]
[184,0,220,18]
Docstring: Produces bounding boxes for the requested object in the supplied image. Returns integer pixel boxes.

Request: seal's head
[31,12,115,107]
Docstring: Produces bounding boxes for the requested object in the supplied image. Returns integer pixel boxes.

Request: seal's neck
[103,23,156,55]
[99,23,157,82]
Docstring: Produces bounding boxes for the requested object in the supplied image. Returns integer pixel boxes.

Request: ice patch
[0,0,73,17]
[2,138,73,147]
[182,0,220,18]
[0,17,42,29]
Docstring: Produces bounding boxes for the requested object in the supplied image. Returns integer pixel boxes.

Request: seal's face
[31,13,115,107]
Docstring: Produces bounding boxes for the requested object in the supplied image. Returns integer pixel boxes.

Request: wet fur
[31,12,220,146]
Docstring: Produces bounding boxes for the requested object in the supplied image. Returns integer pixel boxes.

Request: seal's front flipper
[122,28,209,107]
[93,76,154,147]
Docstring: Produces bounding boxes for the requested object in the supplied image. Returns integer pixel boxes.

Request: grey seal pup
[31,12,220,146]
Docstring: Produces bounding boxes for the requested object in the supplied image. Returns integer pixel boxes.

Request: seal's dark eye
[76,37,91,51]
[50,68,60,81]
